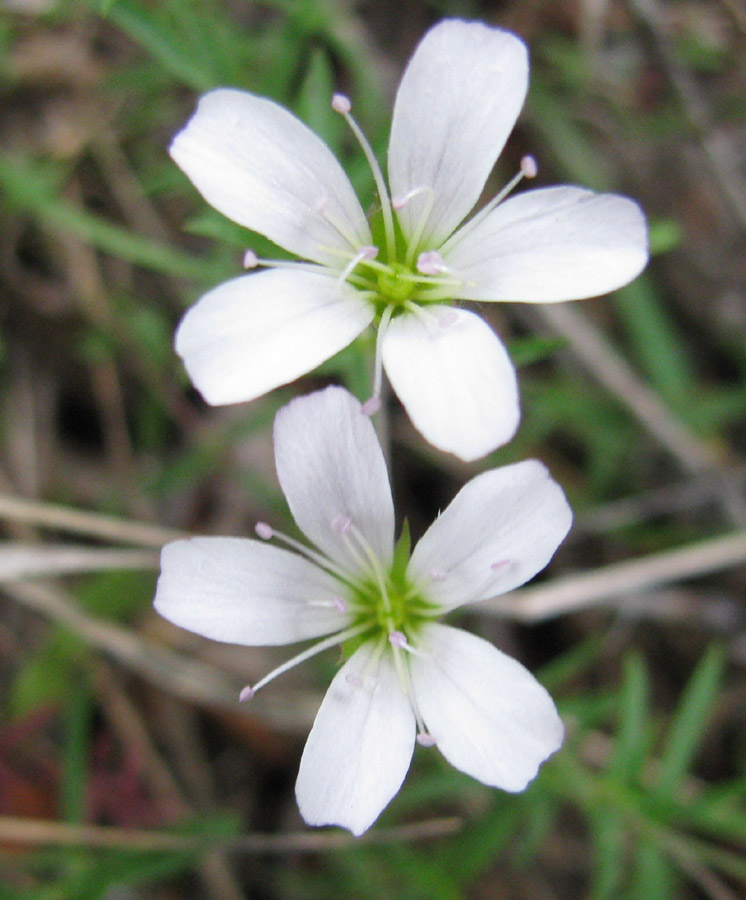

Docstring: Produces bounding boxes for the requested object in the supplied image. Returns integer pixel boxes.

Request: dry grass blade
[482,529,746,622]
[0,495,185,547]
[0,542,158,580]
[0,814,462,854]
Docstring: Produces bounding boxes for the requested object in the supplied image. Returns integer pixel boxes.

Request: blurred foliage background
[1,0,746,898]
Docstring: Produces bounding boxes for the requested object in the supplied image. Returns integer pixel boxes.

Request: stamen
[344,637,387,692]
[314,194,368,253]
[422,560,516,614]
[340,521,393,619]
[332,513,352,535]
[521,154,538,179]
[402,300,455,335]
[401,187,435,268]
[320,244,389,276]
[363,304,394,415]
[392,185,432,211]
[395,270,461,287]
[386,638,433,741]
[416,250,449,276]
[417,732,436,747]
[360,397,381,416]
[255,522,353,583]
[238,252,330,277]
[336,244,379,290]
[332,94,396,261]
[331,93,351,114]
[389,631,429,659]
[440,156,540,256]
[239,685,254,702]
[307,594,350,614]
[249,622,372,695]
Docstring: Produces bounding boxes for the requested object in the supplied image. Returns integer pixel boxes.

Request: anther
[417,732,436,747]
[521,154,538,178]
[416,250,448,276]
[255,522,273,540]
[490,559,512,573]
[360,397,381,416]
[333,595,348,614]
[389,630,408,649]
[345,673,363,687]
[243,249,259,269]
[239,685,255,702]
[331,93,352,114]
[438,310,459,328]
[332,513,352,535]
[391,185,432,211]
[429,568,447,582]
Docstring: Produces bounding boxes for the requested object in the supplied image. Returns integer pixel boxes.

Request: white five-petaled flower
[170,18,648,462]
[154,386,572,835]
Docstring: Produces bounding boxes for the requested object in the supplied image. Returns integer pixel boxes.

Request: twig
[0,494,184,547]
[0,814,462,854]
[481,529,746,622]
[0,543,158,580]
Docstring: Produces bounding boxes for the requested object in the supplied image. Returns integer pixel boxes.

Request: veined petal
[388,20,528,249]
[408,460,571,611]
[170,88,371,266]
[296,641,416,835]
[154,538,349,646]
[443,187,648,302]
[381,307,519,461]
[411,624,563,791]
[274,386,395,576]
[175,269,374,405]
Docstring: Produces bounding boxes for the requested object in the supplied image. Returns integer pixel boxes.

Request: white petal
[175,269,374,405]
[170,88,371,266]
[154,538,349,646]
[273,386,395,576]
[443,187,648,302]
[381,307,519,461]
[296,642,416,835]
[388,21,528,249]
[411,624,563,791]
[408,460,572,611]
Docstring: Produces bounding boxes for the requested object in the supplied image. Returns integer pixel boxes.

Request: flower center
[246,517,440,746]
[348,569,432,642]
[376,264,416,305]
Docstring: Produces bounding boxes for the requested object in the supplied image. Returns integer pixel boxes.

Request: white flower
[170,19,647,461]
[154,386,572,835]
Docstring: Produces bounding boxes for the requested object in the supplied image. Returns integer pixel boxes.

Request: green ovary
[349,572,435,641]
[376,264,416,305]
